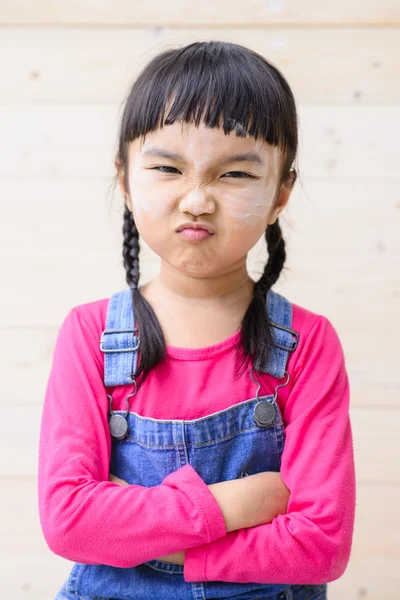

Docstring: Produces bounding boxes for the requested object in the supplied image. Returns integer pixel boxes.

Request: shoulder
[68,295,110,334]
[289,298,347,377]
[291,299,328,340]
[279,297,350,425]
[57,295,110,358]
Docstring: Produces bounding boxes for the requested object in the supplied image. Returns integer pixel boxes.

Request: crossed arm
[108,470,291,564]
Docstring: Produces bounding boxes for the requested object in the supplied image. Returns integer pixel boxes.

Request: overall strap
[99,289,139,387]
[99,288,299,387]
[261,289,299,379]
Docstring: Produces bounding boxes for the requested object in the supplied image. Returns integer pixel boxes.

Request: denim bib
[56,287,328,600]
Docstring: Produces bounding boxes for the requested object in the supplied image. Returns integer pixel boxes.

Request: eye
[150,167,254,178]
[151,166,180,174]
[222,171,254,179]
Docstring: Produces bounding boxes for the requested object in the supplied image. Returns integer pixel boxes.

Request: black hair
[110,40,298,391]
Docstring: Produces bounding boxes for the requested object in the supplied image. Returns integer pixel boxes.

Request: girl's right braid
[121,203,166,388]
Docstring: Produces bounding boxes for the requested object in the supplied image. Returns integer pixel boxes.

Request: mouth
[176,221,215,242]
[178,228,213,242]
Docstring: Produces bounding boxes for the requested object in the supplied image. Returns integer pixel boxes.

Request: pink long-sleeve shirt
[38,293,356,585]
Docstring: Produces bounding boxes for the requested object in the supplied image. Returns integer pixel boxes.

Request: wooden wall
[0,2,399,598]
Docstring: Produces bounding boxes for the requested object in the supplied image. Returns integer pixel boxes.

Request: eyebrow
[141,146,264,167]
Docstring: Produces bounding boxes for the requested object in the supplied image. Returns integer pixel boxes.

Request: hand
[109,473,130,486]
[208,471,290,532]
[157,551,185,565]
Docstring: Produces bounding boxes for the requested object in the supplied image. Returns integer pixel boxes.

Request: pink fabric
[38,295,356,584]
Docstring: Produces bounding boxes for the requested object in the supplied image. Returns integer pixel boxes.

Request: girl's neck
[139,268,255,349]
[150,262,255,305]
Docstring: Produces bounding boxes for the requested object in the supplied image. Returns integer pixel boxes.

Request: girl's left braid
[255,220,286,294]
[122,204,140,289]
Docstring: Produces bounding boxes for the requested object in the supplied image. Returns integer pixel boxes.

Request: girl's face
[120,121,291,279]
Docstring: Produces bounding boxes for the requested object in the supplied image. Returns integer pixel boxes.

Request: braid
[122,204,166,390]
[122,205,140,288]
[255,220,286,292]
[236,218,286,377]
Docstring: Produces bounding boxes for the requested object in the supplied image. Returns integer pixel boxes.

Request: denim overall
[55,287,328,600]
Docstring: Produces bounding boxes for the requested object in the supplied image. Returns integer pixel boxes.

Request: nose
[179,185,216,216]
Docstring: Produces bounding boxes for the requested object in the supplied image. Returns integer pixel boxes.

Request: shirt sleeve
[38,307,227,568]
[183,315,356,585]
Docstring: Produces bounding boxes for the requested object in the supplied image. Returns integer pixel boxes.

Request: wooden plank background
[0,2,399,598]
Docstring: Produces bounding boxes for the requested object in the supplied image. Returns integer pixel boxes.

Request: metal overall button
[107,380,137,440]
[250,368,291,427]
[254,400,276,427]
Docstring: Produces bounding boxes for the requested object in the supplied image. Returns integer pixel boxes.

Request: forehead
[129,121,281,166]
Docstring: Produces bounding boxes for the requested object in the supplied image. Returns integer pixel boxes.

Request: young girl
[38,40,356,600]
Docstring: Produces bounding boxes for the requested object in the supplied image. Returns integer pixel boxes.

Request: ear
[115,157,132,211]
[267,168,296,226]
[114,157,126,194]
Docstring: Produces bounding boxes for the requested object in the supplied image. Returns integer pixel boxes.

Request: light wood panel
[1,5,399,597]
[0,0,399,25]
[0,550,73,599]
[0,28,398,104]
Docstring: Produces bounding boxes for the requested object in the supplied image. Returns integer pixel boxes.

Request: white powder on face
[223,146,281,228]
[127,155,166,218]
[226,196,267,227]
[126,134,282,226]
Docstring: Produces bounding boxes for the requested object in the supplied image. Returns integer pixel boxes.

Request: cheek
[222,169,278,229]
[223,189,270,229]
[128,175,168,221]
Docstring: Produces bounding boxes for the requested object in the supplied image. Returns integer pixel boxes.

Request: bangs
[119,41,294,157]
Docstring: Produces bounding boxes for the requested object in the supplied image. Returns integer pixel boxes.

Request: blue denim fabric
[54,287,328,600]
